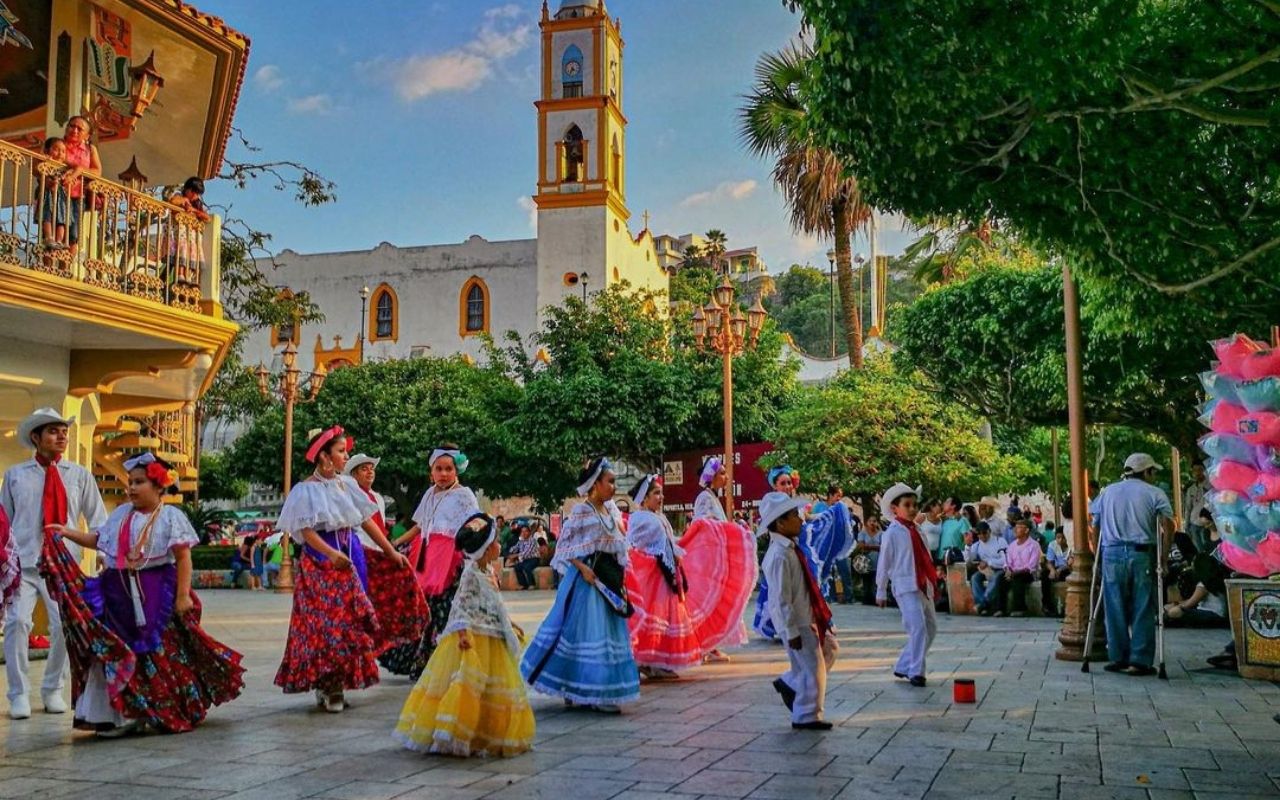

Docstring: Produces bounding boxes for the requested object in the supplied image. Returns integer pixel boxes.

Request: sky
[195,0,912,271]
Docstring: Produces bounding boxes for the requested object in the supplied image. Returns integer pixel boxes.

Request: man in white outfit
[2,408,107,719]
[759,491,834,731]
[876,483,937,687]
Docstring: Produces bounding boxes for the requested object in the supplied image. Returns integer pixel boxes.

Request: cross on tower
[642,210,650,231]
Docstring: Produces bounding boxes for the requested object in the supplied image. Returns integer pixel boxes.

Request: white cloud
[369,5,534,103]
[517,195,537,232]
[679,179,759,207]
[252,64,284,92]
[287,94,333,115]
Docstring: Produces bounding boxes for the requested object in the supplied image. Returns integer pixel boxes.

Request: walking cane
[1080,546,1104,673]
[1155,535,1168,680]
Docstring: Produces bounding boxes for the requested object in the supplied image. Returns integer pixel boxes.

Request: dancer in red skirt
[45,452,244,737]
[382,445,479,678]
[274,426,411,712]
[343,452,429,656]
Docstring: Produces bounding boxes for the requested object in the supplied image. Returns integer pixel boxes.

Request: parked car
[232,519,275,545]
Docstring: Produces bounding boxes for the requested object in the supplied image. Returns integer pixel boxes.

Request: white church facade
[242,0,668,374]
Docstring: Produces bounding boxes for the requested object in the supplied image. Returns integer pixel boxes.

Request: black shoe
[892,671,908,680]
[772,678,795,711]
[792,720,833,731]
[1206,653,1237,670]
[1103,661,1130,673]
[1126,665,1157,677]
[909,675,927,687]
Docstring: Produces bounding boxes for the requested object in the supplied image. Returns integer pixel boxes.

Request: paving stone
[747,773,850,800]
[675,768,772,797]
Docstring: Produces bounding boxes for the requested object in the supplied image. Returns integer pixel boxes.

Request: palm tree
[739,45,870,368]
[703,229,728,275]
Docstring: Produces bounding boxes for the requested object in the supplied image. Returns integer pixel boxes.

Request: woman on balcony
[382,446,480,678]
[61,116,101,258]
[44,453,245,737]
[272,426,410,713]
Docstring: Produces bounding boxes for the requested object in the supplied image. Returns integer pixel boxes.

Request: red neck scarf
[362,488,387,535]
[898,516,938,593]
[794,546,833,641]
[34,454,67,530]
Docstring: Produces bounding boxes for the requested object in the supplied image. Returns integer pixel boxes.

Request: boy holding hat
[876,483,937,687]
[759,491,835,731]
[2,407,107,719]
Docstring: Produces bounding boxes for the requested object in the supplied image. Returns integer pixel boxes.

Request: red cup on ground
[953,678,976,703]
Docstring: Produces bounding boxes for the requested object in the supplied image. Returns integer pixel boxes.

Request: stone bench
[499,565,556,591]
[946,563,1068,616]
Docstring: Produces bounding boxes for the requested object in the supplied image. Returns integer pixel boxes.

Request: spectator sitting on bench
[965,523,1007,616]
[508,524,541,590]
[1002,518,1043,617]
[1043,526,1072,616]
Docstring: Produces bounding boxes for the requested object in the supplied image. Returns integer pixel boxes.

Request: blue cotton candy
[1237,377,1280,413]
[1201,371,1242,404]
[1200,433,1256,464]
[1209,489,1248,516]
[1244,501,1280,532]
[1217,513,1262,542]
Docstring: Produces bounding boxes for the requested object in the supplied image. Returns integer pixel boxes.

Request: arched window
[458,276,490,337]
[270,289,300,347]
[368,283,399,342]
[611,134,621,191]
[560,125,585,183]
[561,45,584,98]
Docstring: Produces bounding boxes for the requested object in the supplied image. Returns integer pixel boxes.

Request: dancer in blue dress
[754,465,855,640]
[520,457,639,714]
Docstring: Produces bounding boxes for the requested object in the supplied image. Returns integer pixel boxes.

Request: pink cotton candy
[1236,410,1280,446]
[1214,335,1264,379]
[1209,402,1249,436]
[1254,532,1280,575]
[1241,348,1280,381]
[1251,473,1280,502]
[1218,539,1271,578]
[1210,459,1260,494]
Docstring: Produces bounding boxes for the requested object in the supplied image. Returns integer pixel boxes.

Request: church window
[368,284,399,342]
[459,276,490,337]
[611,134,621,191]
[561,125,585,183]
[561,45,584,98]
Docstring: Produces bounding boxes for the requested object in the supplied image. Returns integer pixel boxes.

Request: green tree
[703,229,728,274]
[195,451,248,502]
[226,356,521,514]
[739,44,871,368]
[767,358,1034,501]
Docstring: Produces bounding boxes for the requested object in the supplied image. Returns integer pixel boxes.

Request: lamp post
[691,276,767,516]
[255,341,328,593]
[579,271,590,302]
[825,249,836,358]
[359,285,370,362]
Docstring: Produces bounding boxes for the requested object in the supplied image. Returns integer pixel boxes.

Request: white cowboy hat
[756,491,809,537]
[978,496,1001,508]
[16,407,74,447]
[343,453,381,475]
[880,483,922,520]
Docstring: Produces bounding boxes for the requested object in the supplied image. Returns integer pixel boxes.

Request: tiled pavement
[2,590,1279,799]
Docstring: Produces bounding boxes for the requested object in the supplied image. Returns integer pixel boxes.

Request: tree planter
[1226,578,1280,680]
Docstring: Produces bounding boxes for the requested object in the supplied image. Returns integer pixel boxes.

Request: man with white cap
[1,407,107,719]
[759,491,834,731]
[978,496,1012,544]
[343,453,386,549]
[875,483,937,687]
[1093,453,1174,676]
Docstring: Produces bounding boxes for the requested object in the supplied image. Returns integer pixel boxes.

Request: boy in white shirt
[759,491,834,731]
[876,483,938,687]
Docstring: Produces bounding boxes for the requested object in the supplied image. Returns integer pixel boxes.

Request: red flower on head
[145,461,173,488]
[345,436,356,452]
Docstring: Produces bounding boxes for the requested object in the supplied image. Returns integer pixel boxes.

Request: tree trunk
[833,196,864,368]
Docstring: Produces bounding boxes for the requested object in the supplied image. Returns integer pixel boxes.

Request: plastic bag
[1213,334,1263,379]
[1204,401,1248,436]
[1250,473,1280,502]
[1256,445,1280,474]
[1236,410,1280,446]
[1208,459,1259,494]
[1200,371,1241,405]
[1199,433,1255,464]
[1209,489,1248,517]
[1217,539,1269,577]
[1241,348,1280,381]
[1237,377,1280,413]
[1244,501,1280,532]
[1218,512,1263,543]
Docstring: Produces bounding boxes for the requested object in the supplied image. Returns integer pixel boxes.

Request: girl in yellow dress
[394,513,534,757]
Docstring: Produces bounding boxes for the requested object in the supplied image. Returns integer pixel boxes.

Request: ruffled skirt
[519,570,640,706]
[754,507,854,640]
[394,631,535,758]
[625,554,701,670]
[364,548,430,655]
[680,519,758,651]
[380,535,463,678]
[274,553,381,694]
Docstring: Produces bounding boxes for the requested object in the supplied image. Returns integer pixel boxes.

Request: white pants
[894,587,937,679]
[74,663,124,726]
[3,568,68,702]
[780,627,827,723]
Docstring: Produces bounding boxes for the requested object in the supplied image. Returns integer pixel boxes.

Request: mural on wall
[0,0,49,148]
[86,3,133,142]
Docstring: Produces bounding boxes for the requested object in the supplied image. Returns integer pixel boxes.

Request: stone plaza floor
[2,589,1279,800]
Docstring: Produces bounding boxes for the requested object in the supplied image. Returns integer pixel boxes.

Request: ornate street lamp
[359,285,370,362]
[690,275,767,516]
[826,248,837,358]
[255,341,328,592]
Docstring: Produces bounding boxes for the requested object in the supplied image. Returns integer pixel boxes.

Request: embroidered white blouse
[626,509,684,573]
[693,488,728,522]
[411,484,480,538]
[276,473,377,543]
[94,504,199,568]
[1,458,108,566]
[550,501,627,575]
[355,489,388,550]
[442,561,521,656]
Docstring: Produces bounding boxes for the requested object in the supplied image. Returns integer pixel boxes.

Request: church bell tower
[534,1,662,317]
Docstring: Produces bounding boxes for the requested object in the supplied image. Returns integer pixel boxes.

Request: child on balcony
[38,137,70,251]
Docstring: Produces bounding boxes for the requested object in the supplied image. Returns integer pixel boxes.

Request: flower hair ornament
[305,425,346,463]
[124,452,178,489]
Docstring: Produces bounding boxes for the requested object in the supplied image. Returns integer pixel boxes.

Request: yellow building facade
[0,0,246,504]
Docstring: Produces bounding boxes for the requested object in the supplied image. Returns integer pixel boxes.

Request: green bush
[191,545,236,571]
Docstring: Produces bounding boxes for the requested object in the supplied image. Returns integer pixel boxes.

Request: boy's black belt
[1107,542,1151,552]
